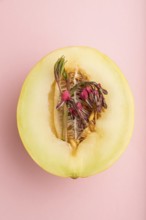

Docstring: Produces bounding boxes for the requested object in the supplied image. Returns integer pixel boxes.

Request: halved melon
[17,46,134,178]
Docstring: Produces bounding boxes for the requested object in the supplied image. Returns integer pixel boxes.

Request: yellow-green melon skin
[17,46,134,178]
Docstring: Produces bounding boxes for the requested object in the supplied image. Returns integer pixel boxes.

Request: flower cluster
[56,83,108,124]
[79,83,108,113]
[54,56,108,130]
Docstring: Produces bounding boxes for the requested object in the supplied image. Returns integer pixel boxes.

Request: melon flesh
[17,47,134,178]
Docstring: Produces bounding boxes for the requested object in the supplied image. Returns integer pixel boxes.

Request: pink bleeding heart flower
[93,90,98,95]
[80,88,88,100]
[69,107,77,118]
[85,86,92,94]
[76,102,83,110]
[61,90,71,101]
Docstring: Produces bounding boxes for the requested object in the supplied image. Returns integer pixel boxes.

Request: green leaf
[62,70,67,80]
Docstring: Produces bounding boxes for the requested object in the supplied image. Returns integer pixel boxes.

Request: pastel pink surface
[0,0,146,219]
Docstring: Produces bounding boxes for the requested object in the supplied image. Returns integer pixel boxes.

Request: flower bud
[76,102,83,110]
[80,89,88,100]
[61,90,71,101]
[86,86,92,94]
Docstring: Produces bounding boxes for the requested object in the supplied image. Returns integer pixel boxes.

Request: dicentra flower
[80,88,88,100]
[76,102,83,110]
[61,90,71,101]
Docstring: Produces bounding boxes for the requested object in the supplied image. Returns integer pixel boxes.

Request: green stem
[62,104,68,142]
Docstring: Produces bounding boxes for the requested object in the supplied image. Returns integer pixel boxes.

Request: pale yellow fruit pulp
[17,47,134,178]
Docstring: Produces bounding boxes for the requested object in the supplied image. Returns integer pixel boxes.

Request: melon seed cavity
[54,56,108,149]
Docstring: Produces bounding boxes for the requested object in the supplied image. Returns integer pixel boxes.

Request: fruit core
[53,56,108,149]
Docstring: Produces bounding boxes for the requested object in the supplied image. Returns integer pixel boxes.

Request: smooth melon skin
[17,46,134,178]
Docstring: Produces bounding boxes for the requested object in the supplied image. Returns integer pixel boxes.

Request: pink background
[0,0,146,219]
